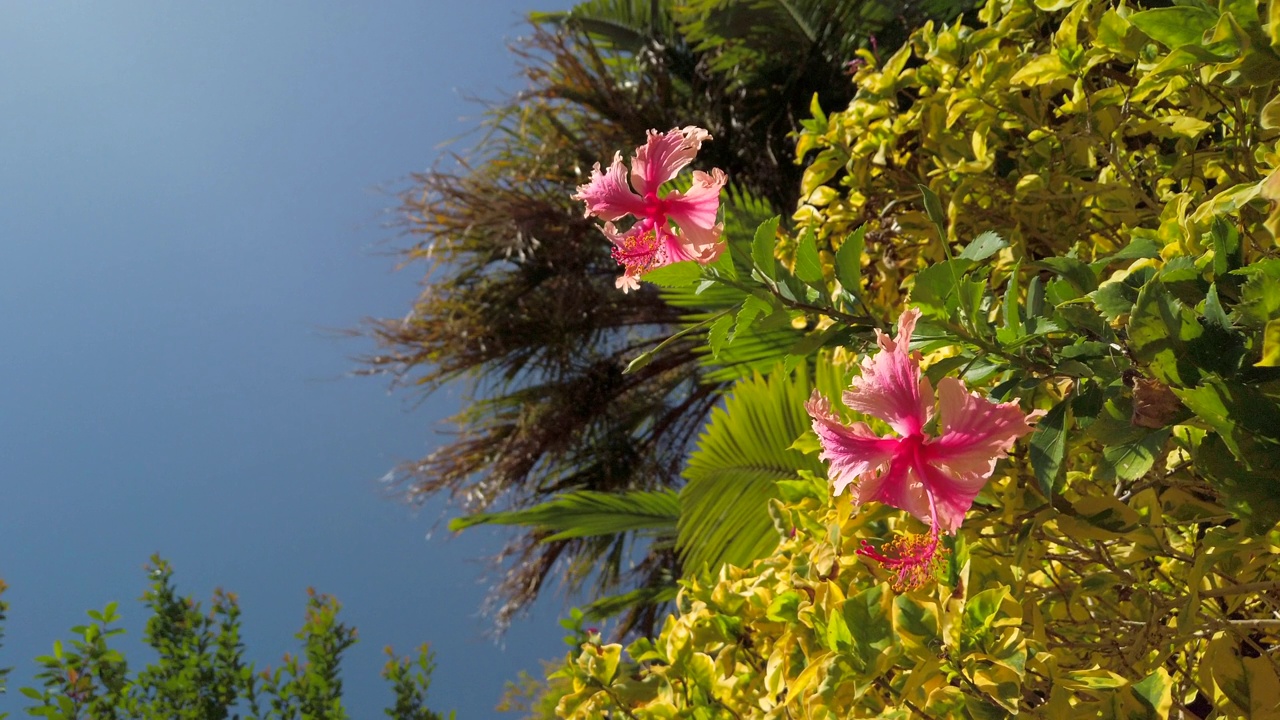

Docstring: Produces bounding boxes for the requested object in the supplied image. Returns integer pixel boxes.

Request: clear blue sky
[0,2,576,716]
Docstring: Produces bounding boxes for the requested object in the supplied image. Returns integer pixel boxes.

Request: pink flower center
[642,192,667,223]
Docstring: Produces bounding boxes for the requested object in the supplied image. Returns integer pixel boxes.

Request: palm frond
[676,363,845,577]
[449,489,679,543]
[532,0,678,54]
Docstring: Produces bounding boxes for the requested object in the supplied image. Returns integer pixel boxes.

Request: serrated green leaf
[706,312,736,358]
[794,227,824,286]
[752,216,780,281]
[1092,266,1157,322]
[911,259,976,318]
[1037,257,1097,294]
[641,260,703,288]
[958,231,1007,262]
[835,225,866,297]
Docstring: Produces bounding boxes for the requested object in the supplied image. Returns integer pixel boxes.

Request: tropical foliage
[367,0,976,632]
[503,0,1280,715]
[0,559,452,720]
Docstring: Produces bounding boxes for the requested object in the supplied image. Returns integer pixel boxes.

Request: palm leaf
[532,0,678,54]
[676,362,846,576]
[450,489,679,543]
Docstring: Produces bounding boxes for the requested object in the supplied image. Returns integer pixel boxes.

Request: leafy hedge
[526,0,1280,716]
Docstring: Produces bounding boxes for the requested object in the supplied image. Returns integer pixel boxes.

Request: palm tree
[365,0,975,634]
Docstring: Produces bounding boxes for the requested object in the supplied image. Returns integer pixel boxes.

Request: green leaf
[1092,266,1156,322]
[766,591,802,623]
[1037,257,1097,294]
[834,226,866,296]
[1233,259,1280,327]
[911,259,976,318]
[959,587,1009,654]
[842,584,894,674]
[1002,261,1022,332]
[1129,6,1220,48]
[641,261,703,288]
[1030,398,1070,496]
[752,216,780,281]
[707,312,735,358]
[793,227,824,286]
[1210,217,1240,277]
[1128,278,1203,387]
[918,184,947,242]
[825,601,853,652]
[1102,237,1161,264]
[893,595,939,647]
[1195,433,1280,531]
[1101,427,1171,481]
[1131,668,1174,718]
[958,231,1007,262]
[1176,377,1280,452]
[1025,274,1045,322]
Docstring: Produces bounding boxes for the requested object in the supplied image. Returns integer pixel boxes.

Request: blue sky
[0,2,577,715]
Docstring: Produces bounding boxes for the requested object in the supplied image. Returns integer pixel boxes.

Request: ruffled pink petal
[858,455,933,525]
[916,461,981,534]
[806,393,899,498]
[573,153,646,221]
[841,308,934,436]
[630,126,712,196]
[919,378,1037,532]
[657,226,701,263]
[664,168,727,231]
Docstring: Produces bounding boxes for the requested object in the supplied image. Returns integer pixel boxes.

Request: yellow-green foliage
[794,0,1280,311]
[533,0,1280,716]
[548,465,1280,718]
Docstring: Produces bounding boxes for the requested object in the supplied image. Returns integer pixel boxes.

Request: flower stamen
[857,489,948,591]
[610,228,664,278]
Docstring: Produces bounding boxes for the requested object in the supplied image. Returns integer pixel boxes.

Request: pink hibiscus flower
[806,308,1038,589]
[573,126,728,292]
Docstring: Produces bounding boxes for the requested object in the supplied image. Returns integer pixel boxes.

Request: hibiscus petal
[921,378,1037,532]
[806,393,899,498]
[573,153,646,221]
[664,168,727,231]
[631,127,712,196]
[857,455,934,525]
[841,308,934,436]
